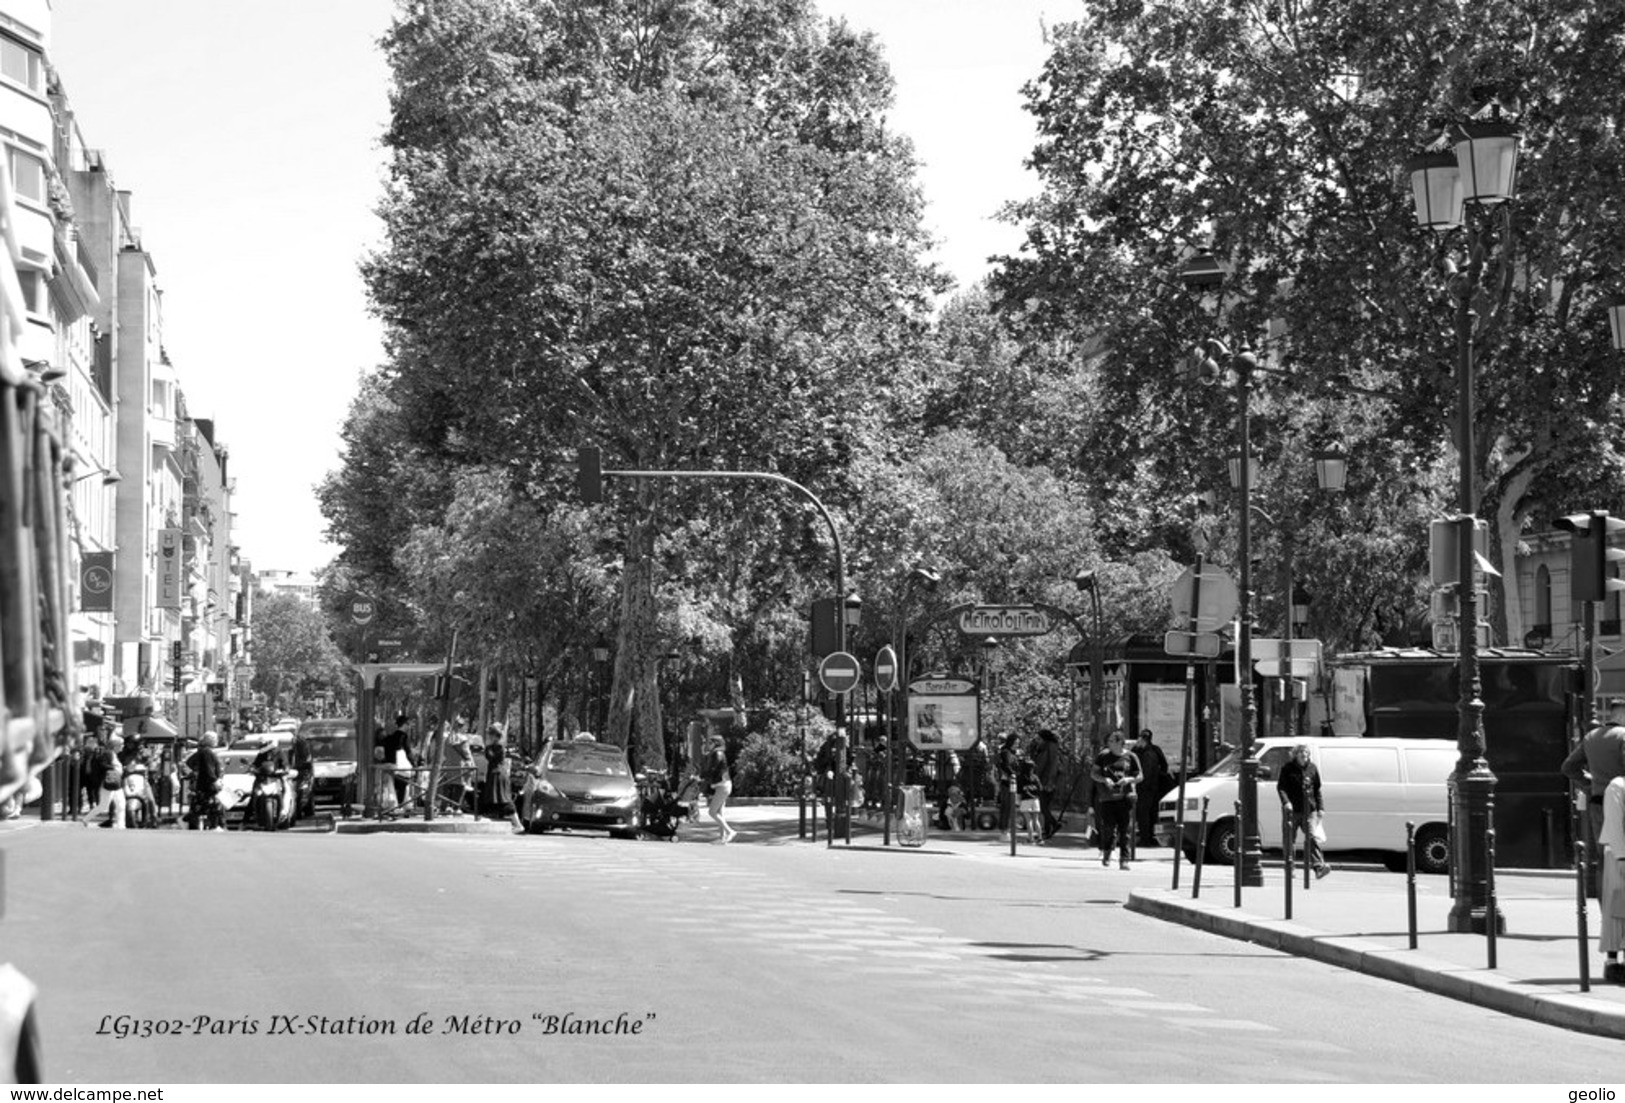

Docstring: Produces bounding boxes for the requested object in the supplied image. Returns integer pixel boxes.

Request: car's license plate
[571,803,602,815]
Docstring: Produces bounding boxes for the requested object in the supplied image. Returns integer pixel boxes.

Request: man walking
[1031,728,1061,840]
[1132,729,1170,848]
[1092,730,1140,868]
[1562,699,1625,888]
[1278,743,1330,879]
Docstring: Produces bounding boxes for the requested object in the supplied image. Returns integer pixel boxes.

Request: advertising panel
[906,677,980,750]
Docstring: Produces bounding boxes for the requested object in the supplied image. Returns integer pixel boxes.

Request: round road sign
[818,651,862,695]
[873,645,899,693]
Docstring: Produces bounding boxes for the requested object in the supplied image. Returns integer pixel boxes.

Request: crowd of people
[812,723,1179,865]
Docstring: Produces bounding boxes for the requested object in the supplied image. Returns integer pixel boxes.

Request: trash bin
[898,785,927,848]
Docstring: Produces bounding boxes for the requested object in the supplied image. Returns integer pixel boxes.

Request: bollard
[1282,803,1293,921]
[1008,771,1018,858]
[1233,800,1243,909]
[1543,807,1557,870]
[1193,798,1209,900]
[1576,841,1591,993]
[1406,821,1418,950]
[1486,828,1498,970]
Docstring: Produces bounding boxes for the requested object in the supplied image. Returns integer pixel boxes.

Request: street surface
[8,814,1623,1083]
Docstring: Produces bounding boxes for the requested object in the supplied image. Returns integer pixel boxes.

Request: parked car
[520,738,641,838]
[297,718,358,817]
[1155,736,1458,874]
[215,747,296,830]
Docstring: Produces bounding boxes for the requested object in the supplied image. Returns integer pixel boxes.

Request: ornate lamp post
[1404,99,1520,934]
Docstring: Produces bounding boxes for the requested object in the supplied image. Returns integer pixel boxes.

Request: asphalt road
[10,820,1624,1083]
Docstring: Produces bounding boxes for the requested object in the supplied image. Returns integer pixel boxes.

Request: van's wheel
[1205,818,1239,865]
[1414,824,1450,875]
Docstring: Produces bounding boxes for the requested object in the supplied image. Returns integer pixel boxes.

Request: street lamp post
[1073,570,1104,751]
[1405,101,1520,934]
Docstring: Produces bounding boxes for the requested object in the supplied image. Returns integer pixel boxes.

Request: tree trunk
[608,496,666,773]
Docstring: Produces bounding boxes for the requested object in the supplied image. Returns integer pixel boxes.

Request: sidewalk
[710,804,1625,1041]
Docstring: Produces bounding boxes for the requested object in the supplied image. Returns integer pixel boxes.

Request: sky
[47,0,1076,577]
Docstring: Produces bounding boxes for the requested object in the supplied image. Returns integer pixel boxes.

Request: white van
[1154,736,1459,874]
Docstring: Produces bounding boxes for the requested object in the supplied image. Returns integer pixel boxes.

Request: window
[9,147,44,203]
[1535,564,1551,627]
[15,269,42,315]
[0,37,41,93]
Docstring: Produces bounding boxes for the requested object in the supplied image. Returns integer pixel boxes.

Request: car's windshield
[218,752,258,775]
[1206,749,1242,777]
[544,748,629,777]
[308,736,356,760]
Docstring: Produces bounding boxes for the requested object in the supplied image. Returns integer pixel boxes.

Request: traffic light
[1555,510,1625,604]
[1429,517,1491,587]
[809,597,839,658]
[577,446,603,504]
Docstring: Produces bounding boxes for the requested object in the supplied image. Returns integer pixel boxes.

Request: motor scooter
[249,769,288,832]
[122,763,154,829]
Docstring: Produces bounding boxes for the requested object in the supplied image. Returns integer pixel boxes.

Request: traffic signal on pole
[1429,517,1491,587]
[577,447,603,504]
[809,597,839,658]
[1555,510,1625,604]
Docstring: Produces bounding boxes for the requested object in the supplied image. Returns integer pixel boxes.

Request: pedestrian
[479,726,526,834]
[996,732,1020,831]
[701,732,735,844]
[1595,773,1625,983]
[291,723,315,822]
[1278,743,1331,879]
[1133,729,1170,848]
[1562,700,1625,888]
[1092,730,1140,868]
[92,735,126,829]
[78,732,104,817]
[185,732,225,831]
[1016,752,1043,845]
[1031,728,1061,840]
[381,713,417,809]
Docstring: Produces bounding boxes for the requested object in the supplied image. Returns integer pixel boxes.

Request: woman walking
[701,733,736,844]
[479,726,526,834]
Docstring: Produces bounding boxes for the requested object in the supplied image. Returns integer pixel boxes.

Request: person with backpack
[1092,730,1141,868]
[701,733,735,844]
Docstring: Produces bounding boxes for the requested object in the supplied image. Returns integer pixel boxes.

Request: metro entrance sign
[818,651,862,696]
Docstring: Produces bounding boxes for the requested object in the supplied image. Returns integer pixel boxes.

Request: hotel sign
[157,528,183,610]
[956,605,1054,638]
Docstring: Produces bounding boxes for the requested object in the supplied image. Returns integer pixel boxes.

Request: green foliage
[995,0,1625,651]
[249,592,350,708]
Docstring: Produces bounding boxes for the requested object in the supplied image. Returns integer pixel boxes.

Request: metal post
[1008,767,1018,857]
[1576,841,1591,993]
[1407,821,1419,949]
[1233,799,1244,908]
[798,669,808,839]
[1193,798,1209,899]
[1445,228,1502,935]
[1282,803,1294,920]
[1171,661,1195,891]
[1486,827,1498,969]
[1235,356,1263,888]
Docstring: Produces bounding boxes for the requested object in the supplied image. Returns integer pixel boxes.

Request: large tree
[249,592,350,711]
[360,0,939,767]
[996,0,1625,652]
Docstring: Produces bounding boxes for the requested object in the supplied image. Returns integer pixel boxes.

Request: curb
[1125,889,1625,1040]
